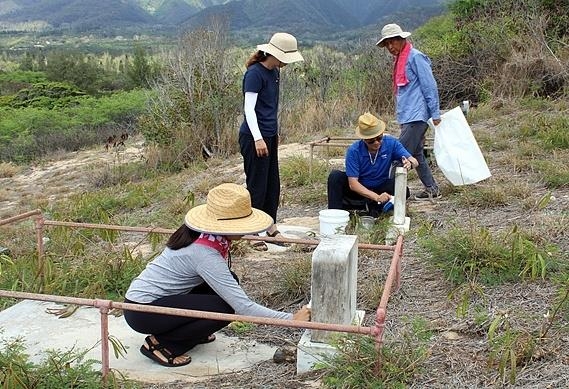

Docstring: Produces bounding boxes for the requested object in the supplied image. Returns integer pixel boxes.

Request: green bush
[0,89,148,162]
[320,322,430,388]
[419,224,563,285]
[0,337,136,388]
[518,113,569,149]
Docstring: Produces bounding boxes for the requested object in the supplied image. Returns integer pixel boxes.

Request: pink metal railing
[0,210,404,381]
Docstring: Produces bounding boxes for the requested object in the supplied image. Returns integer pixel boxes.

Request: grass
[319,318,431,388]
[452,178,533,208]
[280,155,329,186]
[0,336,137,388]
[275,256,312,301]
[418,223,565,286]
[0,162,21,178]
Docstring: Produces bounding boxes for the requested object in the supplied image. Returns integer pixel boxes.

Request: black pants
[327,170,409,217]
[123,273,239,357]
[239,132,280,222]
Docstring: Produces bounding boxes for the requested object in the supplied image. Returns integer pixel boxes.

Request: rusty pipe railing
[0,290,376,381]
[0,210,405,381]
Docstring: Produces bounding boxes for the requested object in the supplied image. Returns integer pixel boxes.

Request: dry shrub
[139,19,241,171]
[0,162,21,178]
[495,17,567,99]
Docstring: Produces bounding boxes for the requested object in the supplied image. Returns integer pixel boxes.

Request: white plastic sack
[432,106,491,186]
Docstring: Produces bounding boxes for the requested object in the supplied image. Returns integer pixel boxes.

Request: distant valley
[0,0,446,42]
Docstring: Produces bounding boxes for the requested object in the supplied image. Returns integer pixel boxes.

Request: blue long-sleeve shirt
[396,48,440,124]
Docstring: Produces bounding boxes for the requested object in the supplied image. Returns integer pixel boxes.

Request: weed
[487,311,535,385]
[358,273,384,311]
[281,184,327,206]
[529,159,569,189]
[319,320,430,388]
[448,281,487,318]
[419,223,562,286]
[346,214,390,245]
[0,336,137,388]
[0,162,21,178]
[227,321,256,335]
[275,256,311,301]
[518,113,569,149]
[280,155,328,186]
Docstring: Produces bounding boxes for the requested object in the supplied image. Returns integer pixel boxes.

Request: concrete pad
[280,217,319,235]
[0,300,277,384]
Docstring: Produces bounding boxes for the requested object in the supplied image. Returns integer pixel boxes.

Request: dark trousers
[399,121,438,191]
[239,132,280,222]
[123,273,239,357]
[327,170,409,217]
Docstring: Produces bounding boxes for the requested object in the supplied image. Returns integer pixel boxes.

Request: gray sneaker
[414,189,441,201]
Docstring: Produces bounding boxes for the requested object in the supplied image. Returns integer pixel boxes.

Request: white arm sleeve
[244,92,263,141]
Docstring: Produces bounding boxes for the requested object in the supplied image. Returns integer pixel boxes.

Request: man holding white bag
[377,23,442,201]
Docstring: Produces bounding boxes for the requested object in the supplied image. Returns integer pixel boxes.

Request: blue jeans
[399,121,438,192]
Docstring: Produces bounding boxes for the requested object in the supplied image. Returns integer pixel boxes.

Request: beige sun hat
[184,183,273,235]
[376,23,411,47]
[257,32,304,64]
[355,112,386,139]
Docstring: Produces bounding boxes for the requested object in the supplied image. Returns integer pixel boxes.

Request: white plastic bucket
[319,209,350,236]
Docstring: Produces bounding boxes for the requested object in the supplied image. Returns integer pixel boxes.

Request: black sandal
[140,336,192,367]
[198,334,216,344]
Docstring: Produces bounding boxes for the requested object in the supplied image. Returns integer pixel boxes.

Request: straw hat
[376,23,411,47]
[184,183,273,235]
[257,32,304,64]
[355,112,386,139]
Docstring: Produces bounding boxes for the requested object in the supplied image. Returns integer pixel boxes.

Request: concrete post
[310,234,359,342]
[386,167,411,245]
[297,234,365,373]
[393,167,407,225]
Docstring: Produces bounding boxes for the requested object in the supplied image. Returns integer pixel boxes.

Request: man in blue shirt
[377,23,442,200]
[327,112,418,217]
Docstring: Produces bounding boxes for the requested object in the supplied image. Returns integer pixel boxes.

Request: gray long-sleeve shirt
[125,243,292,320]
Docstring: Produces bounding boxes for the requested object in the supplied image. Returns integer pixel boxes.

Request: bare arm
[347,177,391,203]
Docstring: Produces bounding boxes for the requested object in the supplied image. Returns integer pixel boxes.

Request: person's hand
[376,192,390,204]
[402,156,418,170]
[432,118,441,126]
[292,305,311,321]
[255,139,268,157]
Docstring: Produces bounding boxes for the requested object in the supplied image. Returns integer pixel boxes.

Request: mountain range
[0,0,447,40]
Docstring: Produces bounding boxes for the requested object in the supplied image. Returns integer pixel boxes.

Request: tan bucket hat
[376,23,411,47]
[257,32,304,64]
[355,112,386,139]
[185,183,273,235]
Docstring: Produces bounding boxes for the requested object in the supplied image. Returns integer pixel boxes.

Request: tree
[126,45,156,89]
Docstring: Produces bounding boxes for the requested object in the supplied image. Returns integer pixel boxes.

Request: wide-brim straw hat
[376,23,411,46]
[185,183,273,235]
[257,32,304,64]
[355,112,386,139]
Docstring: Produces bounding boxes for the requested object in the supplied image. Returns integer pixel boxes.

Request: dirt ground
[1,121,568,388]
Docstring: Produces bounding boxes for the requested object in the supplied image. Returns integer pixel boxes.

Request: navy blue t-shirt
[239,62,280,138]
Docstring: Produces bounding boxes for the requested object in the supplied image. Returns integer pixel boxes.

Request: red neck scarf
[393,42,412,93]
[194,233,230,261]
